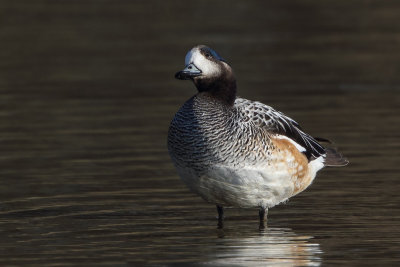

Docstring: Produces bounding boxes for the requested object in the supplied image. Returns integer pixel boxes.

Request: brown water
[1,1,399,266]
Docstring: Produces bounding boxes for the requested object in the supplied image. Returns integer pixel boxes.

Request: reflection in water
[209,228,321,266]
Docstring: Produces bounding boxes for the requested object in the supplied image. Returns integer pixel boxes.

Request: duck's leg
[217,205,224,228]
[259,207,268,229]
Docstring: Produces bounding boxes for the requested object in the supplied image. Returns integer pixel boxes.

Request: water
[0,1,399,266]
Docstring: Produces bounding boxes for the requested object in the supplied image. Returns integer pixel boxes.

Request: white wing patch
[274,135,306,152]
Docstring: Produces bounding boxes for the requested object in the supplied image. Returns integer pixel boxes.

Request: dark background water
[1,0,399,266]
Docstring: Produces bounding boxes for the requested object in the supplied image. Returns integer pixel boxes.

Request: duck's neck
[194,75,237,106]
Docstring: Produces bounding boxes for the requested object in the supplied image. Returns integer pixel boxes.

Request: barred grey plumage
[168,94,273,172]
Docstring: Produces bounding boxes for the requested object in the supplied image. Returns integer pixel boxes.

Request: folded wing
[235,98,348,166]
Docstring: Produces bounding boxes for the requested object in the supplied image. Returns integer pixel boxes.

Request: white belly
[176,163,300,208]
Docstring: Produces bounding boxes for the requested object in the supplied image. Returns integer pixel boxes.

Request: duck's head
[175,45,236,105]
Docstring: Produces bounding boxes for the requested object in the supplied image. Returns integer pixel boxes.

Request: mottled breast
[167,94,274,172]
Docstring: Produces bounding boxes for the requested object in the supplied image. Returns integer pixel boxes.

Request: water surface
[0,1,399,266]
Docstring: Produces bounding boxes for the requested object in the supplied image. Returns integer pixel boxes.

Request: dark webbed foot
[217,205,224,229]
[259,207,268,230]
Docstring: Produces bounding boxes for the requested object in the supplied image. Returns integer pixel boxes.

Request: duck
[167,45,348,228]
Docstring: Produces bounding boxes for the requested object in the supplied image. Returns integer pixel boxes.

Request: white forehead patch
[184,48,220,77]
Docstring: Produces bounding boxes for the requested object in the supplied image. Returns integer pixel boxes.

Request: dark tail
[324,148,349,167]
